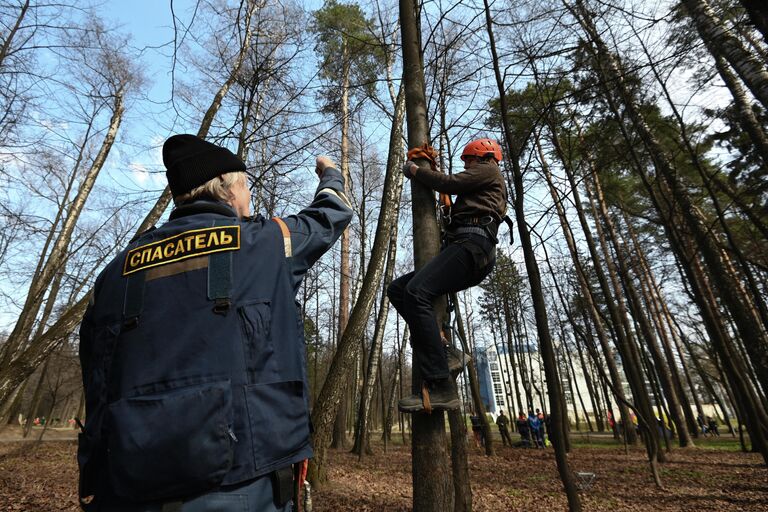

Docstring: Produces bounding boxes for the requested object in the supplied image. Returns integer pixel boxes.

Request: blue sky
[94,1,329,193]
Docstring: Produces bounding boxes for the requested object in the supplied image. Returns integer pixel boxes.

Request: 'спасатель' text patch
[123,226,240,275]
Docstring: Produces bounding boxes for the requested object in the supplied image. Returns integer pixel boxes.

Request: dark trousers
[387,234,495,381]
[499,427,513,446]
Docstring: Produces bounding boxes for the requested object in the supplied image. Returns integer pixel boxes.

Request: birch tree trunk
[352,160,404,458]
[309,81,408,486]
[681,0,768,112]
[0,87,125,404]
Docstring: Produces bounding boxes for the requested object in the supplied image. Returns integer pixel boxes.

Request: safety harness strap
[208,219,234,314]
[501,215,514,244]
[448,226,491,238]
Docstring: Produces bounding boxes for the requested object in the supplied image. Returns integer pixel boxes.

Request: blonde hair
[173,171,247,206]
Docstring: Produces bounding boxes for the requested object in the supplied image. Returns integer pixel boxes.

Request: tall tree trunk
[383,325,409,449]
[538,121,638,446]
[569,0,768,462]
[332,42,353,451]
[0,2,262,406]
[0,88,125,404]
[353,193,403,457]
[585,173,693,448]
[484,3,581,509]
[681,0,768,111]
[309,82,408,486]
[399,1,454,509]
[624,217,701,438]
[452,294,495,457]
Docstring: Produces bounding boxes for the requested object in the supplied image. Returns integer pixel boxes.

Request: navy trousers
[387,233,495,381]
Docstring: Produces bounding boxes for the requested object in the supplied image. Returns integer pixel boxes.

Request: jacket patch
[123,226,240,276]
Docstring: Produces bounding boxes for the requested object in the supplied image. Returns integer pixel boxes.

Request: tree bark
[484,2,581,509]
[352,201,403,458]
[309,80,407,486]
[681,0,768,112]
[331,41,353,451]
[399,1,454,509]
[738,0,768,46]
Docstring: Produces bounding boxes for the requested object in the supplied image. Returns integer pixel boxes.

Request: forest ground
[0,426,766,511]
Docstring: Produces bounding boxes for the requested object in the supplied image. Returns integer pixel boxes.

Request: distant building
[473,342,599,421]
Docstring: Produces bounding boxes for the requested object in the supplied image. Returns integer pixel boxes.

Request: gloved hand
[402,160,418,179]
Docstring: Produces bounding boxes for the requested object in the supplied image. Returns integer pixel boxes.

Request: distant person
[535,409,547,447]
[707,417,720,437]
[516,412,531,447]
[470,414,485,447]
[496,410,513,447]
[527,410,543,449]
[543,412,552,445]
[697,414,708,435]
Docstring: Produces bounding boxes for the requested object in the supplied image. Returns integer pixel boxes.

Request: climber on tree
[388,138,508,413]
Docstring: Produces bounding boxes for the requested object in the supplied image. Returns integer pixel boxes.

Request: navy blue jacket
[78,168,352,504]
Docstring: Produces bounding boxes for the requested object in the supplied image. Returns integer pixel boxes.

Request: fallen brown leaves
[0,429,765,511]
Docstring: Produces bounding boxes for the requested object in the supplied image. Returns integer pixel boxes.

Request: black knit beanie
[162,134,246,197]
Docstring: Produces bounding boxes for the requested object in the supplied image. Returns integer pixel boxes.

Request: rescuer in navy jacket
[78,134,352,511]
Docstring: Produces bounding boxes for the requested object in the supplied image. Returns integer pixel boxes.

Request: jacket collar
[169,198,237,220]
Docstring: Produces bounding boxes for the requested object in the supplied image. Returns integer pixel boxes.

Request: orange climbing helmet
[460,138,502,162]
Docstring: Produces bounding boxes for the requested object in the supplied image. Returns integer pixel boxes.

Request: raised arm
[405,162,498,194]
[274,156,353,291]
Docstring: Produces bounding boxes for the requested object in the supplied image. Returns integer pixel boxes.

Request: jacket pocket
[244,380,310,470]
[464,238,496,283]
[107,379,234,501]
[238,300,273,376]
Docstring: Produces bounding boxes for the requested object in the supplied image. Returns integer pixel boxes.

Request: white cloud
[129,162,149,185]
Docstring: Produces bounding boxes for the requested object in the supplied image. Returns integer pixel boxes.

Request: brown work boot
[398,379,460,414]
[446,345,472,373]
